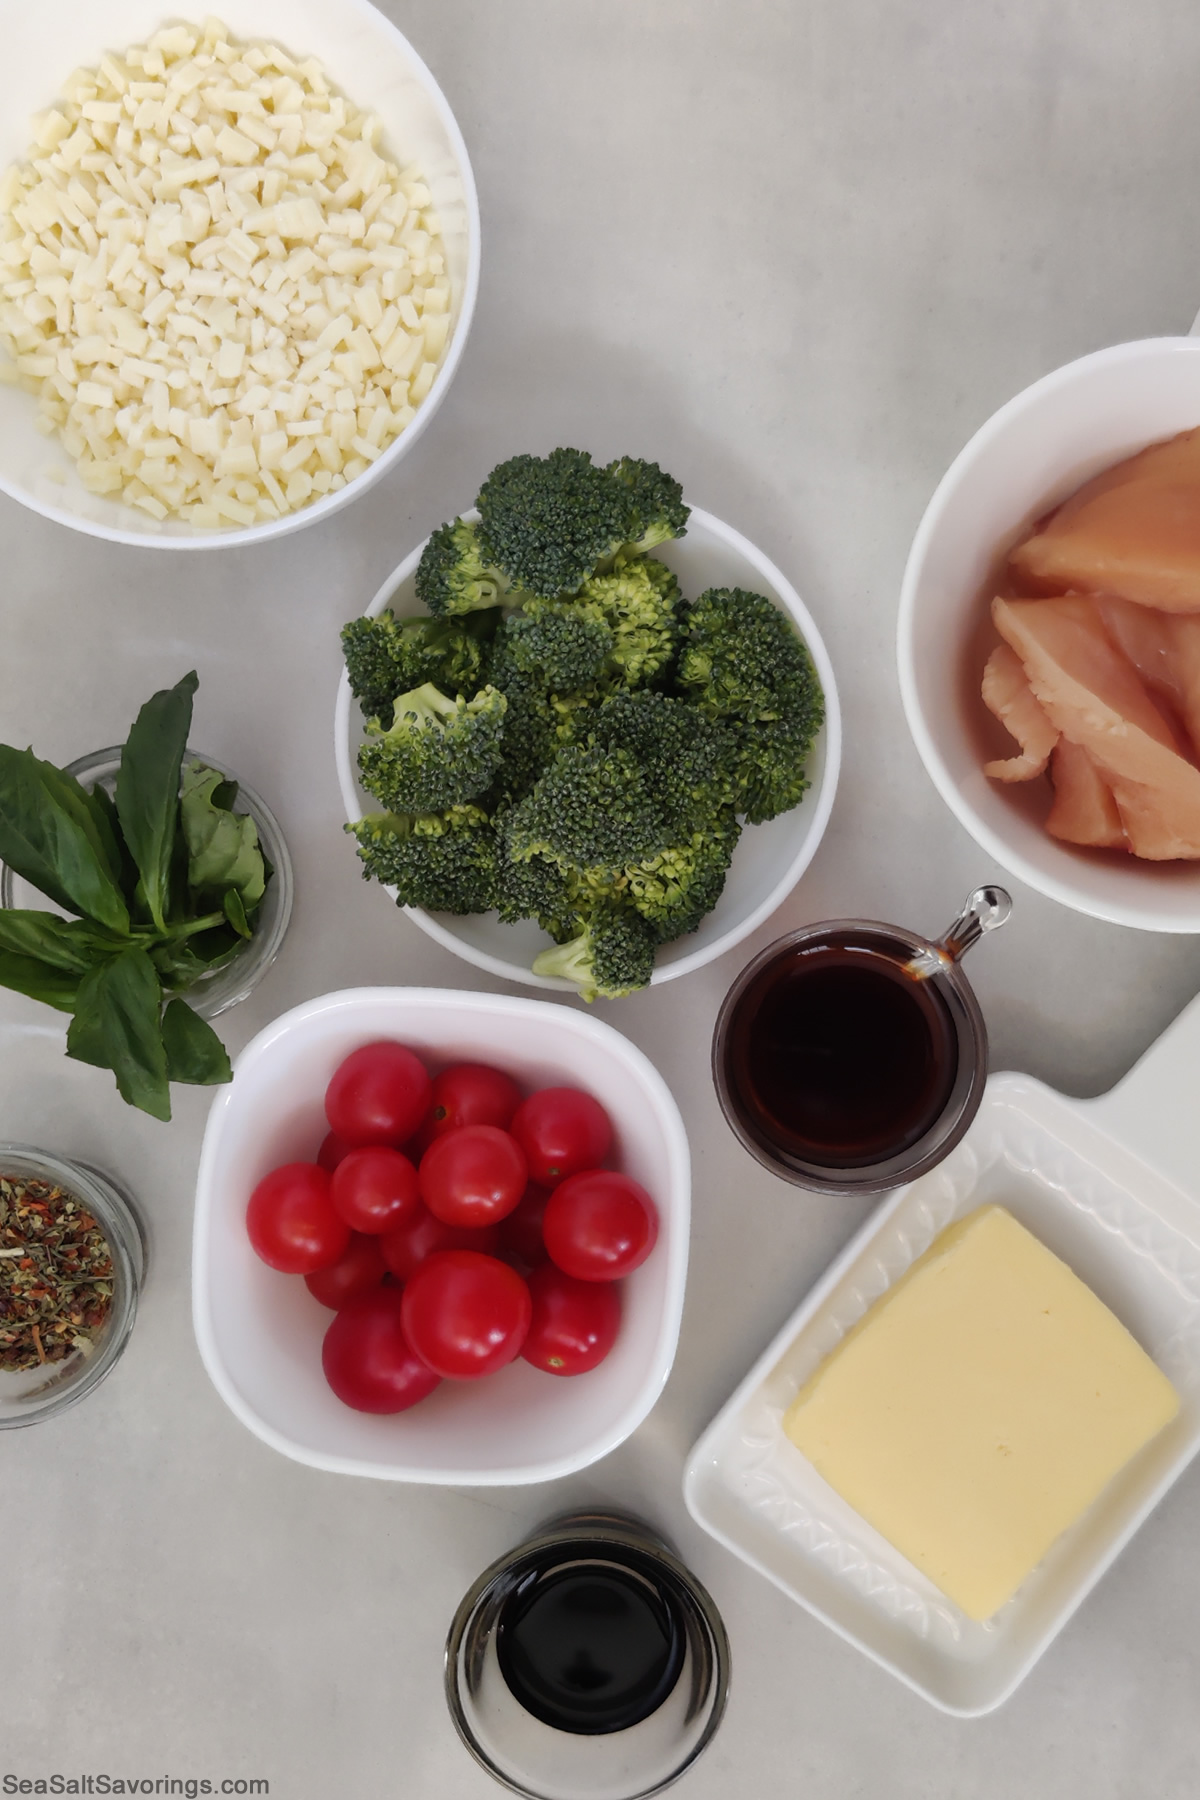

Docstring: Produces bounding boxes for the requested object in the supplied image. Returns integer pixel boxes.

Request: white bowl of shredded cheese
[0,3,479,546]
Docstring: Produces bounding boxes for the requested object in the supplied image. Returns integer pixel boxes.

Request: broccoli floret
[582,689,736,820]
[674,587,824,824]
[627,821,740,941]
[482,629,606,807]
[495,843,582,941]
[731,711,821,825]
[358,682,507,812]
[676,587,824,724]
[504,692,738,939]
[574,555,681,690]
[348,806,499,914]
[503,601,614,692]
[415,518,512,617]
[342,609,497,721]
[532,903,657,1001]
[476,448,635,599]
[606,456,689,555]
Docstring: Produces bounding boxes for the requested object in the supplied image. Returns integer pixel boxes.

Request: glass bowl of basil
[0,673,294,1120]
[0,1144,144,1427]
[41,746,294,1021]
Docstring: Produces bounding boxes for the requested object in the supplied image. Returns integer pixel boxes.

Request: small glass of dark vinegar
[713,887,1011,1194]
[445,1511,730,1800]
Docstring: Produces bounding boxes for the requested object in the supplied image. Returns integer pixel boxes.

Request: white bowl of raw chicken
[898,335,1200,933]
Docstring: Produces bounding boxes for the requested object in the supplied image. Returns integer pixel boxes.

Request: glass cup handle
[906,886,1012,979]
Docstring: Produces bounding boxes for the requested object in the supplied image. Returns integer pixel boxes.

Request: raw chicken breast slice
[1163,614,1200,760]
[1009,426,1200,612]
[1098,597,1184,713]
[1045,740,1126,849]
[1110,773,1200,860]
[993,595,1200,859]
[982,643,1059,780]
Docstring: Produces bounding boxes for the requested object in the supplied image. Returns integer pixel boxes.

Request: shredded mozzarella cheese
[0,17,451,526]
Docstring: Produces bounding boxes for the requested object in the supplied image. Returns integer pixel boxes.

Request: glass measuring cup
[712,887,1012,1194]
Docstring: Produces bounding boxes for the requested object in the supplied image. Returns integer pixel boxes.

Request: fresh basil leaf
[63,997,109,1066]
[0,747,131,933]
[88,783,141,907]
[150,941,209,992]
[162,998,232,1087]
[181,762,266,907]
[222,886,252,939]
[116,672,197,935]
[66,946,171,1120]
[0,909,118,973]
[0,948,81,1012]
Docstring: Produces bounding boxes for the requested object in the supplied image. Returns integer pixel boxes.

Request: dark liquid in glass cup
[713,892,1010,1195]
[445,1511,730,1800]
[496,1545,687,1735]
[726,934,958,1168]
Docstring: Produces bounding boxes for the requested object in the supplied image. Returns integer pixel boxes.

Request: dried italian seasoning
[0,1174,113,1372]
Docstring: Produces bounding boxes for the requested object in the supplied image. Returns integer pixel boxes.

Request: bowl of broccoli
[333,450,842,1001]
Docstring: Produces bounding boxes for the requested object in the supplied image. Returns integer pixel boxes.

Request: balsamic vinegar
[724,933,958,1168]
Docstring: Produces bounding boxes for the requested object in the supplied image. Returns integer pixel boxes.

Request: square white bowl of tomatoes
[191,988,690,1484]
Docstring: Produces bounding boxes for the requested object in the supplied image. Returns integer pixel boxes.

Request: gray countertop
[3,1,1200,1794]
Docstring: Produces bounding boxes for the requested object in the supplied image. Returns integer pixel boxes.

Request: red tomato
[380,1205,500,1282]
[401,1250,531,1379]
[246,1163,349,1274]
[511,1087,612,1186]
[427,1063,523,1139]
[331,1146,421,1234]
[543,1171,658,1281]
[521,1263,622,1375]
[305,1232,387,1310]
[325,1041,432,1148]
[498,1186,551,1266]
[316,1130,353,1172]
[419,1125,527,1228]
[321,1288,441,1413]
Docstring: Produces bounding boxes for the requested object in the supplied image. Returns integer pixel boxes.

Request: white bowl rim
[0,0,481,551]
[190,984,692,1484]
[333,502,843,989]
[897,334,1200,934]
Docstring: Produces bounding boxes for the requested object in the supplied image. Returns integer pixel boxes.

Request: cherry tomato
[379,1205,500,1282]
[331,1146,421,1235]
[542,1171,658,1281]
[321,1288,441,1414]
[317,1130,353,1172]
[325,1041,432,1148]
[511,1087,612,1186]
[401,1250,531,1379]
[498,1186,551,1266]
[521,1263,622,1375]
[427,1063,523,1139]
[419,1125,527,1228]
[246,1163,349,1274]
[305,1232,387,1310]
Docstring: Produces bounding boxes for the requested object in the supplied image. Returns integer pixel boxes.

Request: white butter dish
[684,995,1200,1715]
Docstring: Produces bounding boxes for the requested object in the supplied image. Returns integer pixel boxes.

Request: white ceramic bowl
[898,336,1200,933]
[0,0,479,548]
[334,506,842,990]
[191,987,690,1484]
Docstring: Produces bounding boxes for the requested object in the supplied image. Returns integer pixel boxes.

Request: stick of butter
[783,1205,1180,1621]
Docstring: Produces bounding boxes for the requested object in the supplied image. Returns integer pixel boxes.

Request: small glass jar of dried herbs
[0,1146,143,1427]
